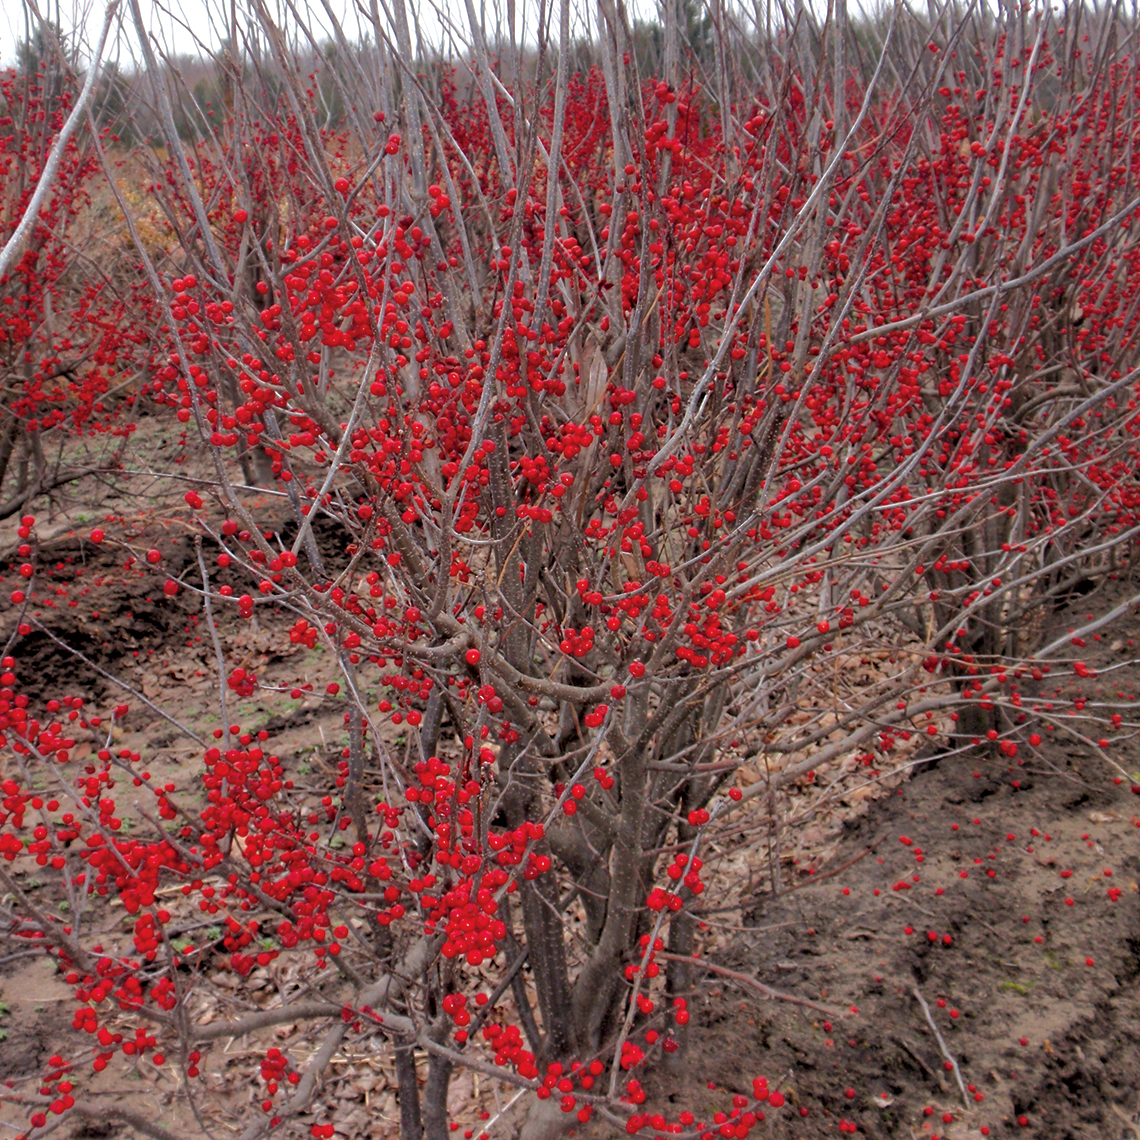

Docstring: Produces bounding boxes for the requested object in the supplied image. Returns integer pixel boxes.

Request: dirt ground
[640,576,1140,1140]
[1,478,1139,1139]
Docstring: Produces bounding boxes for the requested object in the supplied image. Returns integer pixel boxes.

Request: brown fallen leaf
[1087,811,1119,823]
[447,1068,475,1116]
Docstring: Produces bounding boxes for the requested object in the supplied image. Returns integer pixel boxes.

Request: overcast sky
[0,0,615,70]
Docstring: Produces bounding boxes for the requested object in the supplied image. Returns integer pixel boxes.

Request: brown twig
[27,621,206,745]
[0,865,92,973]
[655,951,852,1018]
[912,984,970,1108]
[191,1000,345,1043]
[28,1104,184,1140]
[770,835,887,899]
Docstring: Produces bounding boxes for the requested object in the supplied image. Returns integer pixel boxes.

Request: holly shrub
[2,3,1140,1139]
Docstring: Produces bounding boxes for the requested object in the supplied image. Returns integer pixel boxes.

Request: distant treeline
[3,0,1133,147]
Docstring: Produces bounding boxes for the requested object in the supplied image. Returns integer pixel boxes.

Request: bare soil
[1,497,1139,1139]
[642,577,1140,1140]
